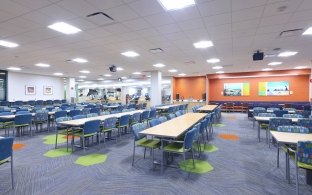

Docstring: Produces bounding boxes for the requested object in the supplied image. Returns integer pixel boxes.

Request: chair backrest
[0,137,14,161]
[297,119,312,133]
[175,111,182,117]
[283,114,303,118]
[258,113,276,117]
[111,110,121,114]
[149,119,161,127]
[168,113,176,120]
[283,108,296,111]
[200,119,207,134]
[55,116,72,125]
[69,109,82,117]
[16,111,30,115]
[253,109,267,117]
[297,141,312,165]
[55,110,67,119]
[141,110,150,121]
[14,114,32,125]
[119,114,130,126]
[159,116,167,123]
[253,107,266,111]
[132,123,148,141]
[168,106,175,113]
[100,111,110,115]
[82,108,91,115]
[296,110,311,118]
[269,118,292,130]
[184,128,197,150]
[273,110,288,117]
[34,112,48,121]
[277,125,309,133]
[149,110,156,119]
[83,120,101,134]
[131,112,141,123]
[267,107,280,111]
[72,115,86,120]
[103,117,117,129]
[87,113,98,118]
[122,109,129,113]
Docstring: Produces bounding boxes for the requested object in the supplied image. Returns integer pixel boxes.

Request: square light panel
[302,27,312,35]
[48,22,81,34]
[206,58,220,63]
[7,67,21,71]
[121,51,139,57]
[268,62,282,66]
[72,58,88,63]
[159,0,196,11]
[0,40,19,48]
[35,63,50,67]
[153,63,166,68]
[193,41,213,49]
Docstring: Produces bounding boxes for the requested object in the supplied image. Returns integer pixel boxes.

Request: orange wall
[173,76,206,100]
[208,75,309,102]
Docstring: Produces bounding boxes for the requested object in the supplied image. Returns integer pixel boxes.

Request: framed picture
[25,85,36,95]
[43,86,53,95]
[223,83,250,96]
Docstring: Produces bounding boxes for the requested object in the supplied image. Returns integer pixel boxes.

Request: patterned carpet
[1,113,312,195]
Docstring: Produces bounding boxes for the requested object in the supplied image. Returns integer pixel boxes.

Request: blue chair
[14,114,32,136]
[72,115,86,120]
[117,115,130,136]
[45,100,53,105]
[0,112,14,136]
[132,123,159,166]
[82,108,91,115]
[16,111,30,115]
[297,118,312,133]
[283,114,303,118]
[101,117,118,142]
[141,110,150,124]
[100,111,110,115]
[69,109,82,117]
[175,111,182,117]
[54,110,67,119]
[130,112,141,128]
[296,110,311,118]
[273,110,288,117]
[87,113,98,118]
[159,116,167,123]
[75,120,101,151]
[148,110,157,120]
[149,118,161,127]
[0,137,14,189]
[90,108,100,115]
[34,112,49,132]
[168,113,176,120]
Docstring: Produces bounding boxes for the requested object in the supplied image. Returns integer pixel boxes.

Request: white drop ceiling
[0,0,312,83]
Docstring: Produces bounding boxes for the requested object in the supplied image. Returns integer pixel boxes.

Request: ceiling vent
[149,48,163,53]
[279,29,303,38]
[86,12,115,26]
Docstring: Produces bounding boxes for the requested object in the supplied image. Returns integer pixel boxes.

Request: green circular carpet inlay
[194,144,219,153]
[213,123,225,127]
[43,135,67,145]
[44,148,72,158]
[179,159,214,174]
[75,153,108,166]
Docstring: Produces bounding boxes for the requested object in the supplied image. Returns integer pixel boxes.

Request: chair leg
[55,131,58,149]
[132,141,135,166]
[143,148,146,159]
[191,149,195,169]
[183,153,187,172]
[11,155,14,189]
[277,143,279,168]
[295,165,299,195]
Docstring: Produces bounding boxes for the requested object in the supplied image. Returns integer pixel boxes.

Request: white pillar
[150,71,162,106]
[121,86,129,104]
[66,78,76,103]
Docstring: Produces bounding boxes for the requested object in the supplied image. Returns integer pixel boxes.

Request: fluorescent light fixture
[146,75,151,78]
[84,81,93,84]
[153,63,166,68]
[0,40,19,48]
[302,27,312,35]
[53,72,63,76]
[168,69,178,73]
[104,74,112,77]
[35,63,50,67]
[132,72,141,75]
[178,73,186,76]
[294,66,308,69]
[79,70,90,74]
[206,58,220,63]
[193,41,213,49]
[77,79,84,82]
[216,71,224,74]
[219,74,299,79]
[121,77,127,79]
[121,51,139,57]
[48,22,81,34]
[212,66,223,70]
[116,67,124,71]
[124,79,135,82]
[7,67,21,71]
[262,68,273,71]
[158,0,195,11]
[79,75,86,78]
[72,58,88,63]
[278,51,298,57]
[97,78,104,81]
[103,80,112,83]
[268,62,282,66]
[265,54,276,58]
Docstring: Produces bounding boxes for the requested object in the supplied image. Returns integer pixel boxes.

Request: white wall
[7,72,64,101]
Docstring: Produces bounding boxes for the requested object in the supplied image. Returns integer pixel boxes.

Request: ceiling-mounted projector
[109,65,116,72]
[253,50,264,61]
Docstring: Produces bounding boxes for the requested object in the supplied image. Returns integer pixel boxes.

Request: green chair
[132,123,160,166]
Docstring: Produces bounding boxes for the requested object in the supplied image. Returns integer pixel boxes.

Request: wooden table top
[140,113,207,138]
[270,131,312,144]
[59,110,144,126]
[254,116,299,122]
[197,105,218,111]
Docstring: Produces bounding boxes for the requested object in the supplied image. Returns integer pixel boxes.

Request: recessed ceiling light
[84,81,93,84]
[97,78,104,81]
[0,40,19,48]
[79,75,86,78]
[125,79,135,82]
[178,73,186,76]
[7,67,21,71]
[116,67,124,71]
[193,41,213,49]
[268,62,282,66]
[302,27,312,35]
[212,66,223,70]
[278,51,298,57]
[53,72,63,76]
[146,75,151,78]
[77,79,84,82]
[262,68,272,71]
[265,54,276,58]
[121,51,139,57]
[79,70,90,74]
[35,63,50,67]
[103,80,112,83]
[121,77,127,79]
[158,0,195,11]
[72,58,88,63]
[132,72,141,75]
[216,71,224,74]
[294,66,308,69]
[206,58,220,63]
[104,74,112,77]
[153,63,166,68]
[168,69,178,73]
[48,22,81,34]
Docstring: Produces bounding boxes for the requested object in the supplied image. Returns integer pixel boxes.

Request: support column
[150,71,162,106]
[121,86,129,105]
[66,78,76,103]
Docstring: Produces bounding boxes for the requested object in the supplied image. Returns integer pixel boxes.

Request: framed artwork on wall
[223,83,250,96]
[25,85,36,95]
[43,86,53,95]
[258,81,289,96]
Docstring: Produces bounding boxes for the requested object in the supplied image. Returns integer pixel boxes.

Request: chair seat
[101,127,116,133]
[75,132,98,137]
[289,153,312,169]
[164,142,189,153]
[0,158,9,165]
[136,138,160,148]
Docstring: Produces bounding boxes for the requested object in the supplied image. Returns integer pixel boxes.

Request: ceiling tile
[231,0,267,11]
[127,0,164,17]
[203,13,231,27]
[144,13,175,27]
[177,18,205,31]
[197,0,231,17]
[232,6,264,22]
[123,18,151,31]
